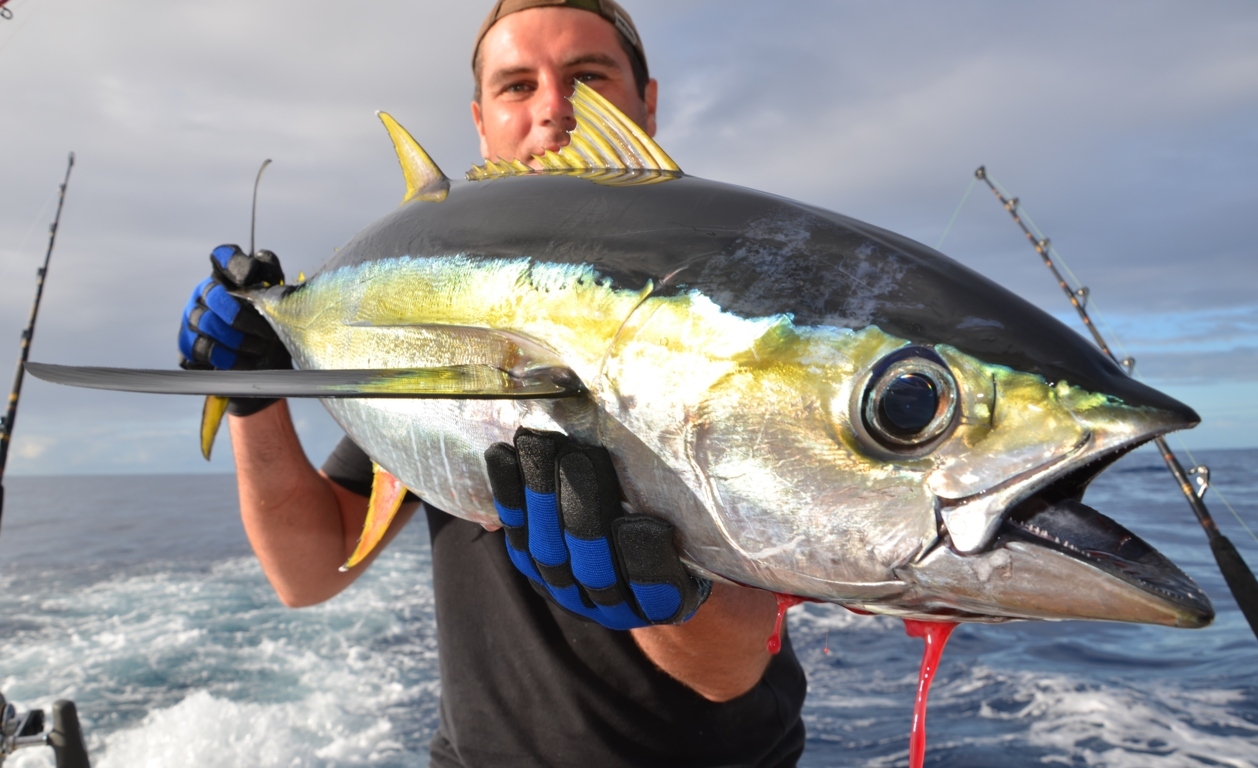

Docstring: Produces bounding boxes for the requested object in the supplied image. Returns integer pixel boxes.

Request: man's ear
[643,78,658,138]
[471,100,492,161]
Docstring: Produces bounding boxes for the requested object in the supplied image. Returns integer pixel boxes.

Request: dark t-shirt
[323,437,807,767]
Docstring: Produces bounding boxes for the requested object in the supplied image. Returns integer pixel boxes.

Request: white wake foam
[3,528,439,768]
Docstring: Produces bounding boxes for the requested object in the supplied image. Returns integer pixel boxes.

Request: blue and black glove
[485,428,710,630]
[178,244,291,416]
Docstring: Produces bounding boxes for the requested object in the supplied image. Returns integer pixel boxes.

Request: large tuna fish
[31,83,1212,628]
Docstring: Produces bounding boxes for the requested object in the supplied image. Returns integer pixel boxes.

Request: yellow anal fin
[377,111,450,204]
[200,395,229,460]
[466,81,682,183]
[341,464,409,571]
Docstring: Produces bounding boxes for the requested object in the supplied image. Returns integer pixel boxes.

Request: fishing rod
[974,166,1258,642]
[0,152,74,531]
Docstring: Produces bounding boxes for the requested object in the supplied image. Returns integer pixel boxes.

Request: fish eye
[859,347,958,453]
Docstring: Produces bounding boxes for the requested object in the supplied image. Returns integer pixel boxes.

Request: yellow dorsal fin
[377,111,450,203]
[467,81,681,181]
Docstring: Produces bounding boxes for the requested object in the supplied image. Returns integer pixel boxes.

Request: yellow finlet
[341,463,409,571]
[467,81,681,182]
[377,111,450,204]
[199,395,229,460]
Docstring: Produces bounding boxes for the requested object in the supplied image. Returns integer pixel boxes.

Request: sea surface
[1,448,1257,767]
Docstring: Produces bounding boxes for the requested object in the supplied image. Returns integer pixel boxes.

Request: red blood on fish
[903,619,957,768]
[763,599,955,766]
[766,593,809,654]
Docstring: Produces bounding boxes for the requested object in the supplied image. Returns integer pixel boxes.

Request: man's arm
[229,400,416,607]
[631,584,778,703]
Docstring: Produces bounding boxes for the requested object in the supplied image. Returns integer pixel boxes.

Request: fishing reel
[0,692,91,768]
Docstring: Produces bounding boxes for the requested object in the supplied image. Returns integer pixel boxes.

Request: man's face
[472,7,658,166]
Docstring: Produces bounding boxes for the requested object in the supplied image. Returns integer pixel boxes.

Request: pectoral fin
[200,395,229,460]
[26,362,583,399]
[341,464,409,571]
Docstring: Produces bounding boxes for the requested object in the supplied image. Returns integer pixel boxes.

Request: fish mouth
[893,442,1214,627]
[998,496,1213,622]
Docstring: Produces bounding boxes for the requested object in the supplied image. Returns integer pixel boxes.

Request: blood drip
[902,619,958,768]
[766,593,807,654]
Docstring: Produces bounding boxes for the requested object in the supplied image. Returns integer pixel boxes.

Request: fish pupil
[879,374,938,437]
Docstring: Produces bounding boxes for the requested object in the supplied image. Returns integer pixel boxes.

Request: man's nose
[535,77,577,132]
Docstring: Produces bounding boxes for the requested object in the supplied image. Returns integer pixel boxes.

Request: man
[180,2,806,765]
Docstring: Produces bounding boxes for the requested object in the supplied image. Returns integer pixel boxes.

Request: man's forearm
[229,400,414,607]
[630,582,778,702]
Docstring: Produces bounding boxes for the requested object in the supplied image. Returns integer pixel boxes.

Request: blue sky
[0,0,1255,475]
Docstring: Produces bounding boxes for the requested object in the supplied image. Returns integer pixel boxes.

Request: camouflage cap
[472,0,647,74]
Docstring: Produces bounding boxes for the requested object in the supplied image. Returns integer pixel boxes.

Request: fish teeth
[1008,519,1080,554]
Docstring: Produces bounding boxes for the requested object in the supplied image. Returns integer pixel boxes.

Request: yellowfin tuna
[29,83,1212,628]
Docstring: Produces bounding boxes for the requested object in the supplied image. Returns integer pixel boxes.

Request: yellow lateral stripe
[341,464,409,571]
[199,395,229,460]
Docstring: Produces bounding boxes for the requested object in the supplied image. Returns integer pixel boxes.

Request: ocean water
[1,448,1256,767]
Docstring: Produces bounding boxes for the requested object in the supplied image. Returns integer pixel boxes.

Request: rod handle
[1208,533,1258,641]
[48,700,91,768]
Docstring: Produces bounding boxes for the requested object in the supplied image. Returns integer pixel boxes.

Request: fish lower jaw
[891,493,1214,627]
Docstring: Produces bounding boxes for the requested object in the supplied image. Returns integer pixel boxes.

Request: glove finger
[209,245,247,288]
[513,430,568,575]
[200,335,239,370]
[178,320,237,369]
[211,245,284,289]
[178,323,201,362]
[186,328,286,372]
[187,276,216,309]
[557,450,633,609]
[514,429,626,622]
[557,450,646,629]
[201,281,275,339]
[248,249,285,286]
[191,307,277,359]
[190,303,245,350]
[613,516,707,623]
[200,279,243,324]
[182,278,254,366]
[484,440,544,583]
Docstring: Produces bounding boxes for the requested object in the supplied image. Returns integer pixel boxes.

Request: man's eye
[573,72,606,84]
[503,81,535,95]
